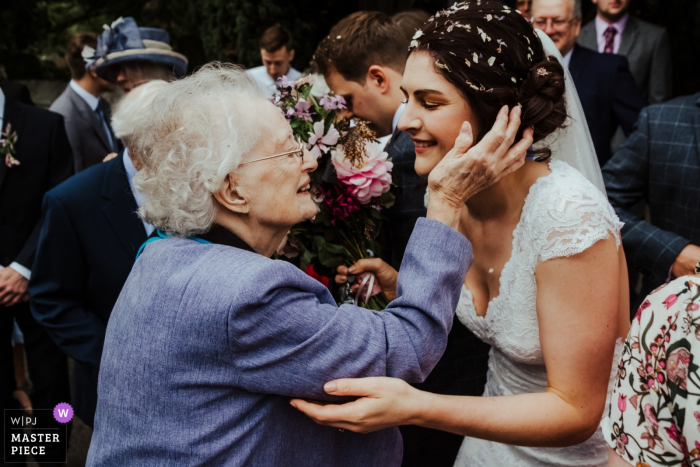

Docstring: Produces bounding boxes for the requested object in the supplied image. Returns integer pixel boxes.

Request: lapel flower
[1,123,19,168]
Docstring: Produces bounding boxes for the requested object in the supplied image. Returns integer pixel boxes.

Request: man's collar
[562,48,574,68]
[122,148,137,180]
[392,102,406,134]
[595,12,629,32]
[69,80,100,111]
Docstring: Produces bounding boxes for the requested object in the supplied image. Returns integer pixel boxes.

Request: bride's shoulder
[525,160,623,261]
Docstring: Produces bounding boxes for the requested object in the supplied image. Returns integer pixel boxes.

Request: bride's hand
[335,259,398,302]
[428,105,534,212]
[290,377,423,434]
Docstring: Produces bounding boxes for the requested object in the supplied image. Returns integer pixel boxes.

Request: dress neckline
[465,161,557,321]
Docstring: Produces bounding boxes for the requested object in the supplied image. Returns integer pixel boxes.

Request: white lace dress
[454,160,623,467]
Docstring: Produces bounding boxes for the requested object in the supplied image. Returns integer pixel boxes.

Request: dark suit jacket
[50,85,120,172]
[0,80,34,106]
[569,44,648,167]
[0,99,73,269]
[603,93,700,305]
[578,16,672,104]
[29,153,147,426]
[382,129,426,270]
[381,130,490,467]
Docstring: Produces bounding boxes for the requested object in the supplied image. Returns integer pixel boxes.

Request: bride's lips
[412,138,438,154]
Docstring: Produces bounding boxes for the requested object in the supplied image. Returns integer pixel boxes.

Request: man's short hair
[66,32,98,80]
[532,0,582,19]
[313,11,408,83]
[259,24,293,53]
[392,10,431,44]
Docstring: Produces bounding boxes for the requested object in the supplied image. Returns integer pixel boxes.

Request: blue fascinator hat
[92,17,188,82]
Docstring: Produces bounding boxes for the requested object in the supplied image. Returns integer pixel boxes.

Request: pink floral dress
[604,275,700,467]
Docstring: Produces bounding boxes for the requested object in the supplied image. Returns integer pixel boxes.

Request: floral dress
[604,275,700,467]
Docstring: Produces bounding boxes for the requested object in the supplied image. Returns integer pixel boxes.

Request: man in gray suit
[578,0,672,104]
[50,32,119,172]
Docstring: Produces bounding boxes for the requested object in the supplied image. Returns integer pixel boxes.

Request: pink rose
[618,394,627,412]
[332,142,393,204]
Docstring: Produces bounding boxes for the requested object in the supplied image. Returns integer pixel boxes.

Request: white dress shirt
[69,79,100,111]
[595,14,629,54]
[377,103,407,151]
[246,66,302,98]
[123,149,154,237]
[562,48,574,69]
[0,88,32,279]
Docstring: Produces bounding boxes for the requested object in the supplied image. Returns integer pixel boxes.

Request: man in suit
[0,87,73,456]
[603,93,700,312]
[0,80,34,106]
[29,80,167,428]
[314,12,490,467]
[578,0,671,104]
[532,0,648,167]
[50,32,120,172]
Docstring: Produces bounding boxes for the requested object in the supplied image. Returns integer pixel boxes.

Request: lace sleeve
[534,168,623,263]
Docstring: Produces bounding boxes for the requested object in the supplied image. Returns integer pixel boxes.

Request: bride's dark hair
[409,0,567,160]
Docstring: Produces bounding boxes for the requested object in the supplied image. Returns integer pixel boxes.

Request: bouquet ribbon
[354,272,382,306]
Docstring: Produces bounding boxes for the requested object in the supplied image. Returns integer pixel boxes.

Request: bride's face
[398,52,481,177]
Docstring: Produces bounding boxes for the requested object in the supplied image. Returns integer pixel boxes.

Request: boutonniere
[1,123,19,168]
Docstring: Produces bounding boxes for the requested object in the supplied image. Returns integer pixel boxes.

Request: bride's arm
[292,235,621,447]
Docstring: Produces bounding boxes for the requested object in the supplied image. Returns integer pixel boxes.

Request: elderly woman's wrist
[426,195,463,230]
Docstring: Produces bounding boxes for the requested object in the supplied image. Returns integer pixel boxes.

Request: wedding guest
[30,81,168,429]
[246,24,301,97]
[0,80,34,106]
[50,32,121,173]
[603,268,700,467]
[578,0,671,104]
[86,63,531,467]
[315,12,491,466]
[293,5,630,466]
[516,0,533,20]
[392,10,431,44]
[603,93,700,313]
[532,0,647,166]
[92,17,187,93]
[0,87,73,454]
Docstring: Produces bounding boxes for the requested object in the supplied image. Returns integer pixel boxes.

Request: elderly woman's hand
[427,105,533,222]
[290,377,424,434]
[335,259,398,302]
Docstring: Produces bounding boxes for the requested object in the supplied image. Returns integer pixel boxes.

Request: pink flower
[629,394,638,409]
[332,142,393,204]
[307,122,340,159]
[663,294,679,309]
[644,404,658,426]
[276,75,294,89]
[293,98,313,122]
[636,299,651,322]
[618,394,627,412]
[667,347,691,390]
[319,93,346,111]
[687,303,700,312]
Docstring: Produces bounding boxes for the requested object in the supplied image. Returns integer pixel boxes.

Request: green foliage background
[1,0,698,97]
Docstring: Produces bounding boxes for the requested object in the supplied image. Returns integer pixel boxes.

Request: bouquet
[272,76,395,310]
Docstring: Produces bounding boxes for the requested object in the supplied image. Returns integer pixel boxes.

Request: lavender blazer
[86,218,472,466]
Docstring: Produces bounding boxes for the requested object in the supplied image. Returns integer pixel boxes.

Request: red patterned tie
[603,25,617,54]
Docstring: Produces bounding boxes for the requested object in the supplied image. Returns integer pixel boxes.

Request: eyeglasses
[240,139,305,165]
[532,17,577,30]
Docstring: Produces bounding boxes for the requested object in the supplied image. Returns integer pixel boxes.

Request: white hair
[111,80,169,140]
[532,0,582,19]
[130,62,266,237]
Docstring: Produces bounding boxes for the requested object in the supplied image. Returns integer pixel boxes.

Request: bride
[292,2,630,466]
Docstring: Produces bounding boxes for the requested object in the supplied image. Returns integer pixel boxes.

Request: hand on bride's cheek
[398,52,481,177]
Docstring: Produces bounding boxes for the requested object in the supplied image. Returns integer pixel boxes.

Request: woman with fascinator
[293,2,630,465]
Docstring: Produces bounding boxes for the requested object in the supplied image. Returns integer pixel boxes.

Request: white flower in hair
[412,30,424,40]
[103,16,125,31]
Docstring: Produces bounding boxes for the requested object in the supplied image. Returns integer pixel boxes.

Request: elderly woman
[85,63,531,466]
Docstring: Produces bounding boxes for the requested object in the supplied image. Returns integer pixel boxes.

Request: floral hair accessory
[537,67,550,77]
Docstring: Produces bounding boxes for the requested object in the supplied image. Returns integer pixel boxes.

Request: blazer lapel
[578,22,597,51]
[0,99,25,190]
[618,16,638,57]
[101,154,148,257]
[69,88,112,153]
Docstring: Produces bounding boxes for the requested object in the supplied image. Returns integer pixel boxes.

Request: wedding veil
[532,29,606,194]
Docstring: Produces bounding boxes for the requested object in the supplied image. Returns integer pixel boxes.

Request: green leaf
[380,191,396,209]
